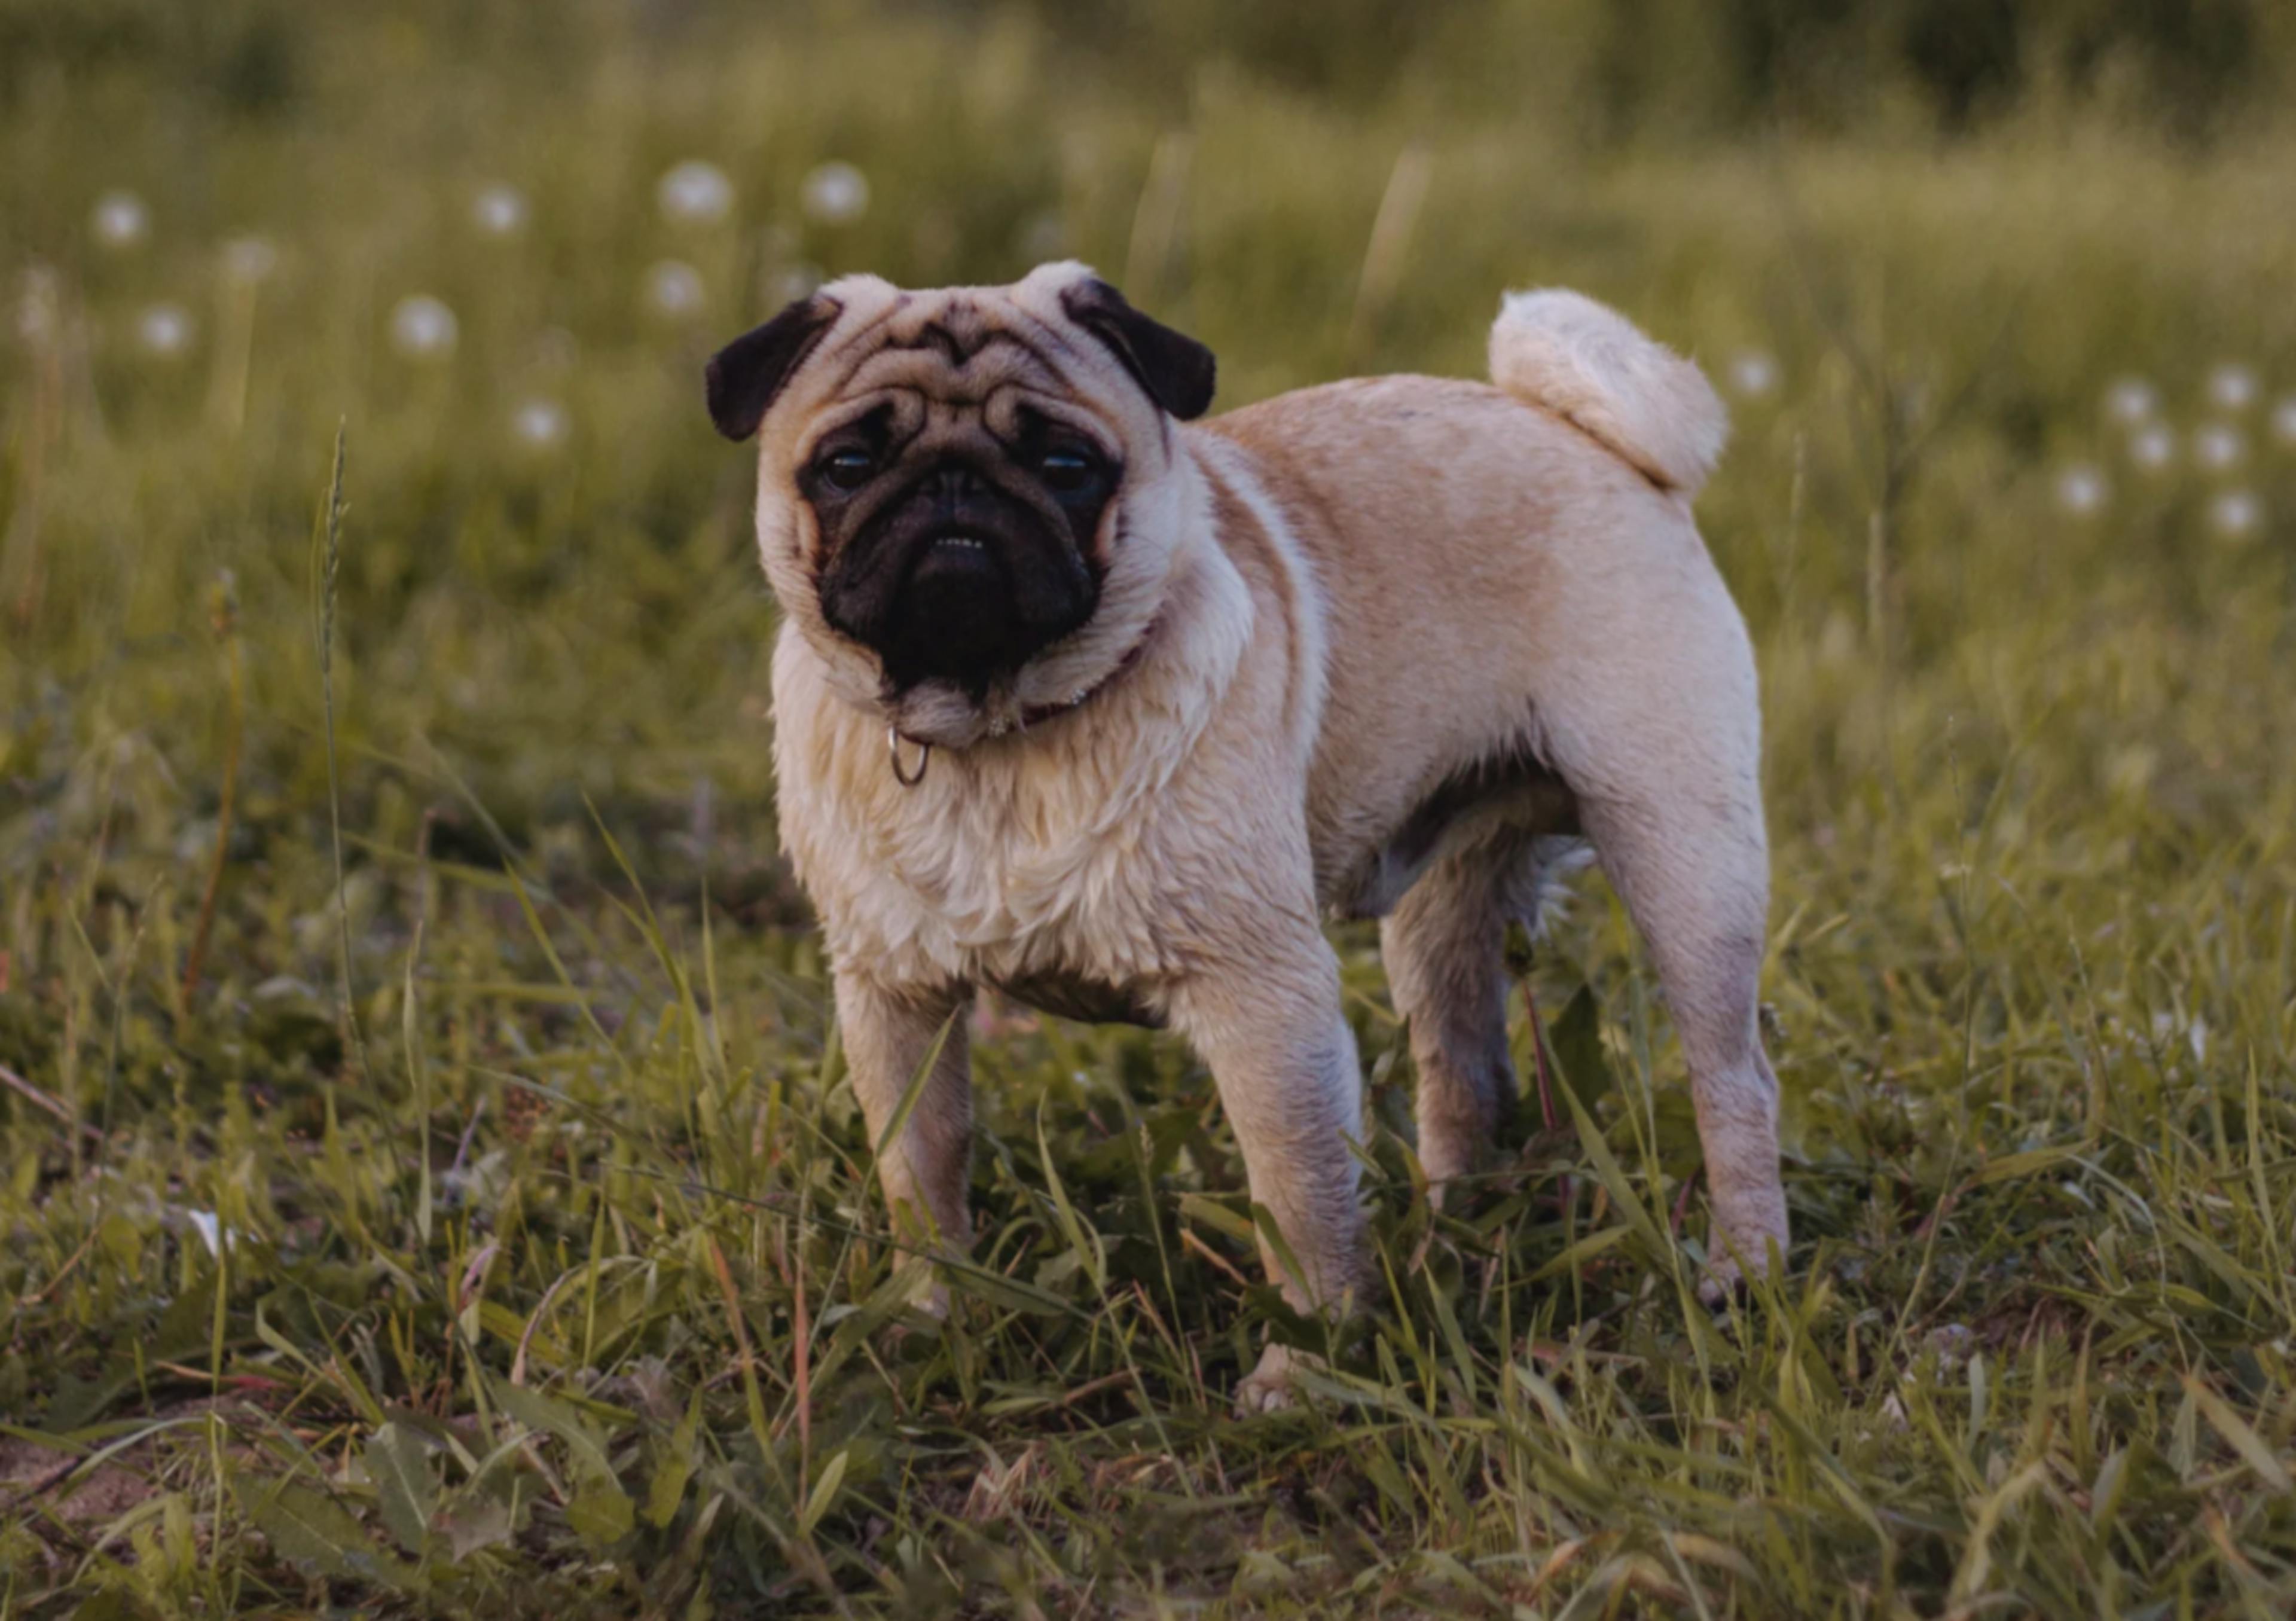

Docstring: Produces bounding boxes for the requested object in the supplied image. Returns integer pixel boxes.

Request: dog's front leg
[1168,938,1369,1412]
[835,970,975,1300]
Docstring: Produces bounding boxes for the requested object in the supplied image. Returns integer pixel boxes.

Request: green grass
[6,6,2296,1616]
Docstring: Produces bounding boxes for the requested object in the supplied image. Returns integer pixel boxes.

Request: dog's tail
[1487,289,1726,498]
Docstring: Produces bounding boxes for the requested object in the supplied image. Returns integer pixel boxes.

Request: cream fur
[741,264,1787,1411]
[1489,288,1729,496]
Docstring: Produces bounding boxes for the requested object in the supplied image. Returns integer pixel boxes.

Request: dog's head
[707,262,1216,744]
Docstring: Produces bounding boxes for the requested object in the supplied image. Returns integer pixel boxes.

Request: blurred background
[5,0,2294,832]
[4,0,2295,1018]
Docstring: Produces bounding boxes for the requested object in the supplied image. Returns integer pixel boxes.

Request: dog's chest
[787,725,1191,992]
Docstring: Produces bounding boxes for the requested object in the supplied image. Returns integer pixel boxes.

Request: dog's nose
[920,464,988,502]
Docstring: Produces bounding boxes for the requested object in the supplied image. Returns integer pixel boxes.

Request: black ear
[705,295,841,441]
[1059,279,1216,421]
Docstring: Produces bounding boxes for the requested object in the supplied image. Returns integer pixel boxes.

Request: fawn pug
[706,262,1786,1409]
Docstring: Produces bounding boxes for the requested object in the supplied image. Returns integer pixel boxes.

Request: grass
[5,5,2296,1615]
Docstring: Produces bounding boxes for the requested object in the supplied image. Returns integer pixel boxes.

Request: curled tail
[1488,288,1727,498]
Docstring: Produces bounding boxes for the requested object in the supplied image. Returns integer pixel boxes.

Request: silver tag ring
[888,725,931,787]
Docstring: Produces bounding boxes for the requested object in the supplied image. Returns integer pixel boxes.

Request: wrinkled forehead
[803,288,1125,449]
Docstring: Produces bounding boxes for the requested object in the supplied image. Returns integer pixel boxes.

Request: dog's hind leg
[1382,826,1553,1196]
[1587,795,1786,1290]
[1534,595,1789,1291]
[1578,784,1787,1290]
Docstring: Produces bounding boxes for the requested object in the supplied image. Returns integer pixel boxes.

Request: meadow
[5,4,2296,1615]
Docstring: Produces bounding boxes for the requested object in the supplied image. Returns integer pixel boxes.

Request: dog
[706,262,1787,1410]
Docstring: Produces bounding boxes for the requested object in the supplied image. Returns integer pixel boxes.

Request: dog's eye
[818,448,878,492]
[1039,450,1100,494]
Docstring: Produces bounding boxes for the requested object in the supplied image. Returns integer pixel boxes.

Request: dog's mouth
[820,508,1096,695]
[882,529,1021,686]
[908,530,1000,580]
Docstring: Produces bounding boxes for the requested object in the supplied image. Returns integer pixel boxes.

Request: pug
[706,262,1787,1410]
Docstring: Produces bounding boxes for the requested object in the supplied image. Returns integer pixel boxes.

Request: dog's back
[1199,298,1742,917]
[1187,292,1783,1289]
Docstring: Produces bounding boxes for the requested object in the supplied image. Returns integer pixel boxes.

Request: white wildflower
[765,262,823,307]
[1018,210,1066,262]
[2104,377,2158,425]
[645,260,705,318]
[1726,350,1779,400]
[2127,423,2176,472]
[389,294,459,359]
[92,190,149,248]
[136,303,194,357]
[658,160,734,225]
[801,161,870,225]
[2054,464,2108,517]
[14,266,60,343]
[2208,489,2262,541]
[473,183,530,237]
[221,236,277,285]
[2206,364,2258,413]
[513,398,567,448]
[2192,422,2246,473]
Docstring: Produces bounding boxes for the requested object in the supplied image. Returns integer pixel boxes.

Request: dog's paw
[1696,1258,1745,1311]
[883,1272,951,1347]
[1234,1344,1320,1415]
[1696,1219,1788,1308]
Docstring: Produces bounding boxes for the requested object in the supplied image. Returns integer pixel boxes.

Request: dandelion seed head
[91,190,149,248]
[513,398,568,448]
[2192,422,2246,473]
[1726,350,1779,400]
[645,260,705,318]
[2054,464,2108,517]
[14,267,60,344]
[801,161,869,225]
[534,326,581,372]
[2103,377,2157,425]
[473,184,530,237]
[137,303,193,358]
[2127,423,2176,472]
[1018,210,1066,262]
[2206,364,2258,413]
[389,294,459,359]
[2270,396,2296,447]
[220,236,277,285]
[658,160,734,225]
[2208,489,2262,541]
[765,262,824,307]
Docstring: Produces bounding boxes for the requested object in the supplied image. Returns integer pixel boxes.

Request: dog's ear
[705,295,841,441]
[1060,278,1216,421]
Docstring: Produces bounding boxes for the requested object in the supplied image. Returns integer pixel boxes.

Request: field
[5,5,2296,1616]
